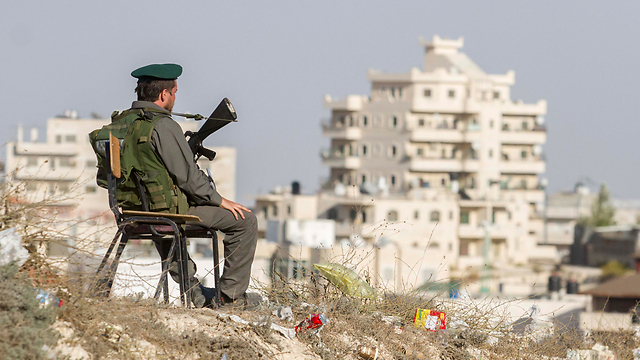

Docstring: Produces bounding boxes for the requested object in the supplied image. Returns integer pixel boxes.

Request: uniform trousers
[153,205,258,300]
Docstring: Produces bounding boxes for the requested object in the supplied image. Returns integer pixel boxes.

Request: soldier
[125,63,258,308]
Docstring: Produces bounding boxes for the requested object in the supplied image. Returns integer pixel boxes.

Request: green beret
[131,63,182,81]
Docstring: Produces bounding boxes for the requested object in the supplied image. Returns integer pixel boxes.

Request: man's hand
[220,197,251,220]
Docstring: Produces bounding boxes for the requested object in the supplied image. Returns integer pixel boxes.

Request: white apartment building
[4,111,237,253]
[256,36,556,293]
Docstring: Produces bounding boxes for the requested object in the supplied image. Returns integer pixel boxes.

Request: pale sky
[1,1,639,205]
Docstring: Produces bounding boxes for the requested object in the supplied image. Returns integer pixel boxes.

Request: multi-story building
[4,111,236,253]
[257,36,556,293]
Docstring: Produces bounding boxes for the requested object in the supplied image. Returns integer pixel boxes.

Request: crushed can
[295,313,328,333]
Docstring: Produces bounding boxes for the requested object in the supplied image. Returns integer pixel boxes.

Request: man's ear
[159,89,168,102]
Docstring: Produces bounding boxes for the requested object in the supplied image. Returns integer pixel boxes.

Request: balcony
[410,158,479,173]
[411,129,462,143]
[321,154,361,169]
[322,124,362,140]
[499,160,545,174]
[499,189,545,203]
[500,129,546,145]
[458,224,508,239]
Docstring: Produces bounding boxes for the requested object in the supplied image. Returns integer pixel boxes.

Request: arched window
[430,211,440,222]
[388,210,399,222]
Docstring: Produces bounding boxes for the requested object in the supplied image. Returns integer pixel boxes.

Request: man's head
[131,63,182,112]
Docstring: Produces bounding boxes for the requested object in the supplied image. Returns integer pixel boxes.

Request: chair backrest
[105,132,123,222]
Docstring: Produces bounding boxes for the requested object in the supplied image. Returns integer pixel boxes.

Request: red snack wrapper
[295,313,328,332]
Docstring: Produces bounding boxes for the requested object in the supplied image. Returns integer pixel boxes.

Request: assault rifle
[176,98,237,162]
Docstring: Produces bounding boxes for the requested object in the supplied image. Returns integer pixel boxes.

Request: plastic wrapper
[313,263,377,299]
[413,309,446,331]
[0,228,29,267]
[295,313,328,333]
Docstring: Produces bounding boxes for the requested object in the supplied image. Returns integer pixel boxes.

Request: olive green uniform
[130,101,258,300]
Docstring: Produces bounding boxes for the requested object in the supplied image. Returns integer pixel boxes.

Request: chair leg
[91,228,124,297]
[103,231,131,295]
[153,237,172,303]
[179,231,191,308]
[212,231,222,307]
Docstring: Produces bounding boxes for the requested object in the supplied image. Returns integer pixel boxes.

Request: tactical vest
[89,108,189,214]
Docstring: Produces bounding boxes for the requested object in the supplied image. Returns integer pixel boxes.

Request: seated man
[123,63,257,308]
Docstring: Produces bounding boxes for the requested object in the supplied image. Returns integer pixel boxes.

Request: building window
[441,178,446,186]
[470,177,475,188]
[490,120,494,129]
[272,205,278,217]
[430,211,440,222]
[392,116,398,128]
[49,185,56,196]
[287,205,291,215]
[522,121,528,130]
[361,174,366,184]
[460,211,470,224]
[424,89,431,98]
[362,145,367,156]
[460,242,469,256]
[418,118,425,126]
[26,182,38,192]
[338,174,344,183]
[65,134,77,143]
[27,156,37,167]
[520,179,528,189]
[328,208,338,220]
[55,135,62,144]
[521,150,527,159]
[390,175,396,186]
[60,158,75,167]
[391,88,395,98]
[390,145,397,157]
[85,160,96,168]
[262,206,268,217]
[489,149,493,158]
[414,211,419,220]
[49,158,55,170]
[388,210,398,222]
[363,116,368,126]
[449,211,453,220]
[398,87,402,98]
[85,186,97,193]
[493,91,500,99]
[349,116,354,127]
[448,90,455,98]
[417,148,423,156]
[350,209,357,221]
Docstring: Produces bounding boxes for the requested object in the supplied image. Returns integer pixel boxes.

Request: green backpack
[89,109,189,214]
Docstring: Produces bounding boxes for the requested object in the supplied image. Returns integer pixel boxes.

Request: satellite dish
[535,116,545,125]
[451,180,459,194]
[532,145,542,156]
[334,183,347,197]
[360,182,379,195]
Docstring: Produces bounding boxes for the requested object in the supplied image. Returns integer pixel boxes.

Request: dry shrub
[0,264,59,360]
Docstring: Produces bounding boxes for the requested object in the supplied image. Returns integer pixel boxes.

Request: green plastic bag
[313,263,377,299]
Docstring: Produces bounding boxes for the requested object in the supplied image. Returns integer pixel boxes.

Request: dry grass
[3,173,640,359]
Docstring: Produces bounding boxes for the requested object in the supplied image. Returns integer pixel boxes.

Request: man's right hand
[220,197,251,220]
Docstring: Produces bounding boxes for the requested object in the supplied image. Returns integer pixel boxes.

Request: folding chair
[91,132,222,308]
